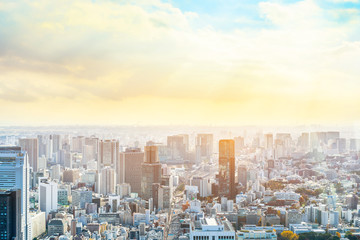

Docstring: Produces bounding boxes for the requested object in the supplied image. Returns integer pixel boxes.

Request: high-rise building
[100,167,116,196]
[0,190,22,240]
[83,137,99,166]
[39,178,58,216]
[264,134,273,150]
[196,134,213,164]
[118,148,144,193]
[19,138,38,172]
[37,135,46,158]
[98,139,119,171]
[141,146,162,200]
[238,164,247,190]
[218,140,236,199]
[167,135,188,162]
[234,136,244,155]
[52,134,61,154]
[72,136,85,153]
[0,146,30,239]
[299,133,309,151]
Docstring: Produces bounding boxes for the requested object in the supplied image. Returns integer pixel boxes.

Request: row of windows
[193,236,234,240]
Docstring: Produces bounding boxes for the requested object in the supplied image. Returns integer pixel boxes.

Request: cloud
[0,0,359,124]
[332,0,359,3]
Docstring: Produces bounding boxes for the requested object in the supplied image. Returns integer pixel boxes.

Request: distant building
[141,146,162,200]
[196,134,213,164]
[234,136,245,154]
[167,134,189,162]
[57,188,68,205]
[63,169,80,183]
[98,139,119,171]
[19,138,38,172]
[72,189,92,209]
[119,148,144,193]
[238,165,247,189]
[100,167,116,196]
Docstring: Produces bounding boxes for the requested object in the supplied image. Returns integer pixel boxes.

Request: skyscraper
[52,134,61,154]
[195,134,213,164]
[218,140,236,199]
[0,146,30,239]
[167,134,188,162]
[98,139,119,171]
[238,164,247,190]
[118,148,144,193]
[264,134,273,150]
[19,138,38,172]
[141,146,162,200]
[234,136,244,155]
[0,190,22,240]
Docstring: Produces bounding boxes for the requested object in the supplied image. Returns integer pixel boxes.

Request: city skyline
[1,0,360,126]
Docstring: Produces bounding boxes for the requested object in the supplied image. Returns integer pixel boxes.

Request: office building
[196,134,213,164]
[100,167,116,196]
[238,164,248,190]
[141,146,162,200]
[218,140,236,199]
[98,139,119,171]
[234,136,245,154]
[0,146,30,239]
[189,217,235,240]
[264,134,273,150]
[48,218,66,236]
[118,148,144,193]
[39,178,58,216]
[0,190,21,240]
[19,138,38,172]
[72,189,93,209]
[167,134,188,162]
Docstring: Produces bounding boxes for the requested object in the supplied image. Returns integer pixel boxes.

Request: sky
[0,0,359,126]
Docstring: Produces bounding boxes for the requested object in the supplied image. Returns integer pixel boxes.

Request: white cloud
[0,0,359,124]
[332,0,359,3]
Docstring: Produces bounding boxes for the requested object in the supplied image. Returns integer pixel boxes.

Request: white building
[189,217,235,240]
[321,211,328,226]
[237,230,277,240]
[39,178,58,216]
[72,189,92,209]
[274,192,300,201]
[99,167,116,196]
[30,211,46,239]
[329,211,339,227]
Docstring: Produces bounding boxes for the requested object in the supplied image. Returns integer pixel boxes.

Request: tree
[345,231,357,240]
[281,231,295,240]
